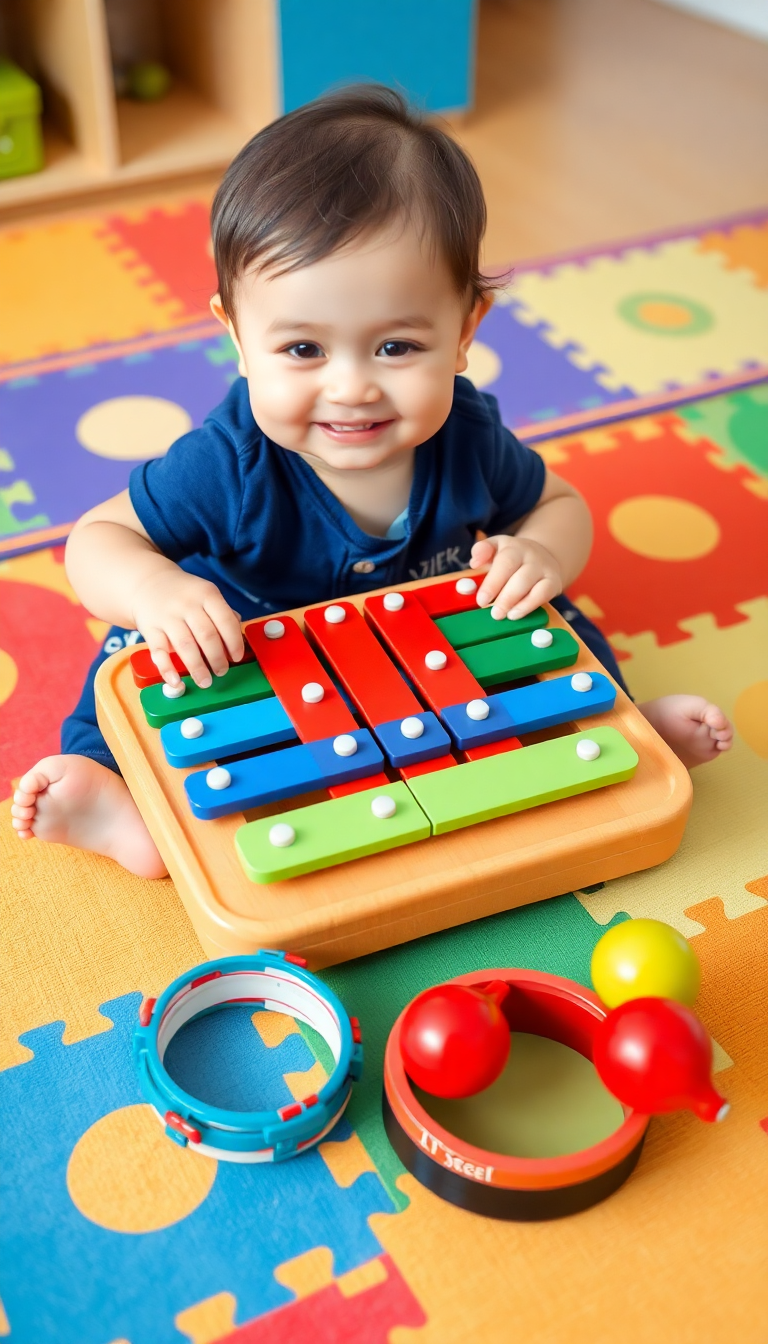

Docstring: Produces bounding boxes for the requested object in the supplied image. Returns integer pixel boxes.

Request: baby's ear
[210,293,228,327]
[456,295,493,372]
[210,295,248,377]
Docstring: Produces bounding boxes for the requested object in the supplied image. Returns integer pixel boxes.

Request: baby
[12,85,732,877]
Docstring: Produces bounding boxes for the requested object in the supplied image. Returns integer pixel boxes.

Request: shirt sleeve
[480,396,547,533]
[129,418,246,562]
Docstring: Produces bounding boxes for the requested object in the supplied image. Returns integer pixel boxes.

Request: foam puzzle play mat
[1,215,767,1340]
[1,204,767,557]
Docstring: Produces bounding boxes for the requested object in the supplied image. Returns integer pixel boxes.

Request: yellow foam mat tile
[0,218,192,367]
[0,796,203,1069]
[175,1293,237,1344]
[577,599,768,937]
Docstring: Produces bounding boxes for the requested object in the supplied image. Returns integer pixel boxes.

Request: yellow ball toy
[591,918,700,1009]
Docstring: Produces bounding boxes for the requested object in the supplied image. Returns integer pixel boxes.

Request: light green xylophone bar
[235,781,431,883]
[405,726,638,835]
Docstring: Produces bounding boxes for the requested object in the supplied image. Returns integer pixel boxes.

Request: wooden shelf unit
[0,0,279,210]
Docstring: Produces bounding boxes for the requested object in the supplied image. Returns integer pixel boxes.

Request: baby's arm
[471,470,593,619]
[65,490,244,687]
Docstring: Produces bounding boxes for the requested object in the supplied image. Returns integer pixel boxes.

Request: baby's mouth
[315,419,394,441]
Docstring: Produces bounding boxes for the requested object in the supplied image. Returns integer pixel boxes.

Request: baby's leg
[12,755,167,878]
[638,695,733,769]
[11,624,166,878]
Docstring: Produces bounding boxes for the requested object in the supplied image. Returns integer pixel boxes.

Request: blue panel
[160,697,297,768]
[373,711,452,767]
[279,0,477,114]
[185,729,384,819]
[496,672,617,734]
[439,697,517,752]
[440,673,616,748]
[306,729,385,780]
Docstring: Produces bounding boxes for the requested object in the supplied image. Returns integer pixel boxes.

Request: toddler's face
[213,222,487,472]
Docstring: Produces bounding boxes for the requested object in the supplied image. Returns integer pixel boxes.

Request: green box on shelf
[0,60,44,180]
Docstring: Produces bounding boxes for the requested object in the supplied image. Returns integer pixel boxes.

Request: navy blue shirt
[129,375,546,619]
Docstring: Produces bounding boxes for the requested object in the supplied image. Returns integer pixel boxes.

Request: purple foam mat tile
[477,302,636,434]
[0,339,239,551]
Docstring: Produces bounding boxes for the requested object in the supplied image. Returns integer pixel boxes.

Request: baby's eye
[285,342,324,360]
[377,340,418,358]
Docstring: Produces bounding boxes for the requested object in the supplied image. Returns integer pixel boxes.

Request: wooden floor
[4,0,768,264]
[465,0,768,262]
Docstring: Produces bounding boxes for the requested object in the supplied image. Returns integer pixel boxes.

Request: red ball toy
[400,980,511,1099]
[593,997,729,1123]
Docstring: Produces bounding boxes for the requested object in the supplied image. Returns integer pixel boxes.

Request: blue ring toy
[132,949,363,1162]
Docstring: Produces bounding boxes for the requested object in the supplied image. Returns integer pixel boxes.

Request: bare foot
[11,754,168,879]
[639,694,734,769]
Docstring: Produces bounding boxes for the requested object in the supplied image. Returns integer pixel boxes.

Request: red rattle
[593,997,730,1123]
[400,980,511,1099]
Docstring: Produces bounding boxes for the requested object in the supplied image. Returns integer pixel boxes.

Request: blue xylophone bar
[185,727,385,819]
[160,697,298,768]
[439,672,617,751]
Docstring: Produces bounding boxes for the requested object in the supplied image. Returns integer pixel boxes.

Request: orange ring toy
[383,968,649,1220]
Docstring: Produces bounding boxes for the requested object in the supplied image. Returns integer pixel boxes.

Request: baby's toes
[701,703,729,733]
[16,768,48,798]
[11,802,36,821]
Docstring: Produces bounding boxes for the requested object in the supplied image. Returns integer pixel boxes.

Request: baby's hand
[132,569,244,688]
[470,534,562,620]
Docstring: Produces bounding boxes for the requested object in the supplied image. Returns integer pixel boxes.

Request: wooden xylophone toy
[95,573,692,965]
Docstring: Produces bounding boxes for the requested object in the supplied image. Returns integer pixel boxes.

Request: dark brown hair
[211,84,491,319]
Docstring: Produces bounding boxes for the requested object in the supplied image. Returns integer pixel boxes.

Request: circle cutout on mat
[67,1103,216,1232]
[0,647,18,706]
[617,293,714,337]
[464,340,502,389]
[76,396,192,460]
[733,680,768,759]
[608,496,720,561]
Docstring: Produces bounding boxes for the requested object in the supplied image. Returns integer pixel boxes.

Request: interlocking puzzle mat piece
[468,298,635,430]
[508,238,768,396]
[686,894,768,1112]
[676,382,768,496]
[173,1253,424,1342]
[0,340,240,556]
[0,993,393,1343]
[577,599,768,937]
[545,413,768,645]
[100,201,217,326]
[698,218,768,288]
[0,550,106,797]
[0,216,198,368]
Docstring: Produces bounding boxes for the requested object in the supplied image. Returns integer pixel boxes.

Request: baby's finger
[488,563,543,618]
[469,537,497,571]
[187,610,230,679]
[507,575,560,620]
[143,630,181,687]
[204,592,244,664]
[165,620,213,689]
[476,547,523,608]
